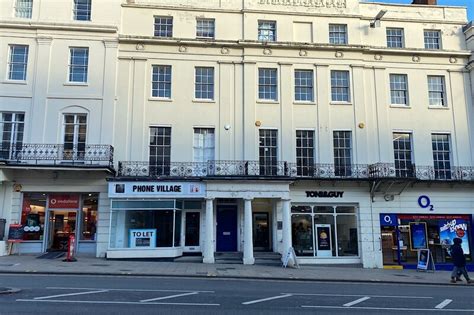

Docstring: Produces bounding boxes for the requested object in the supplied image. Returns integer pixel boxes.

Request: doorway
[216,206,237,252]
[253,212,270,251]
[47,210,77,252]
[184,212,200,251]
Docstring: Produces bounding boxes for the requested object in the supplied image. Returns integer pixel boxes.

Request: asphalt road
[0,274,473,315]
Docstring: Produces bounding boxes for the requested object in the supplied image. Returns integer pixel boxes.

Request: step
[215,252,243,264]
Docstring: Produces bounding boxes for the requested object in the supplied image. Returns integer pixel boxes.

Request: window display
[380,214,472,266]
[21,193,46,241]
[81,193,98,241]
[291,204,359,258]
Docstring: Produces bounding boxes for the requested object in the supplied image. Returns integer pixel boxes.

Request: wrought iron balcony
[118,161,474,182]
[0,144,114,168]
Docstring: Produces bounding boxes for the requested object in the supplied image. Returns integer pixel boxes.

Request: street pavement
[0,254,471,286]
[0,274,473,314]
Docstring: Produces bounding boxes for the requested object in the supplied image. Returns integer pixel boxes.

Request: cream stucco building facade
[0,0,473,270]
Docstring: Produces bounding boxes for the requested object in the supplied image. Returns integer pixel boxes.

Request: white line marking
[435,299,453,309]
[242,294,293,305]
[301,305,474,313]
[46,287,213,293]
[16,299,219,306]
[140,292,199,303]
[343,296,371,307]
[34,290,108,300]
[284,293,433,299]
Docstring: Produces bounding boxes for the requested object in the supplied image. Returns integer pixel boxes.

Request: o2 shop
[107,181,206,259]
[380,211,473,270]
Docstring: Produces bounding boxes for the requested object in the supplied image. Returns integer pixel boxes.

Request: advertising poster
[129,229,157,248]
[410,222,428,250]
[439,219,470,255]
[316,225,332,254]
[417,249,430,270]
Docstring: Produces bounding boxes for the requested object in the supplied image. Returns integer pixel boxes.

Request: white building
[1,0,473,270]
[0,0,120,256]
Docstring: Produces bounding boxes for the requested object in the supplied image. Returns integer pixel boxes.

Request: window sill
[64,82,88,86]
[192,99,215,104]
[257,100,279,104]
[330,102,352,106]
[390,104,411,109]
[2,80,27,85]
[428,106,449,110]
[149,97,173,102]
[294,101,316,105]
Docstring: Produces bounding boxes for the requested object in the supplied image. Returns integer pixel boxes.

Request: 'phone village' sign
[306,191,344,198]
[259,0,347,9]
[108,182,206,198]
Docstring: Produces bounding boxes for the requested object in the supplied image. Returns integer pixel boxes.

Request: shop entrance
[216,206,237,252]
[184,212,200,251]
[253,212,270,251]
[47,210,78,252]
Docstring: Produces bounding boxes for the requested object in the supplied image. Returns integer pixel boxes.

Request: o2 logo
[418,195,434,211]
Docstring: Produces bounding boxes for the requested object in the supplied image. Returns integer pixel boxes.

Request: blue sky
[363,0,473,21]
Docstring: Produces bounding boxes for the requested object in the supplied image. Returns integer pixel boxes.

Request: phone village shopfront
[18,193,99,255]
[380,213,474,271]
[106,181,206,259]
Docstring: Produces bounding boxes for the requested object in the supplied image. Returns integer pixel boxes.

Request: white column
[203,198,215,264]
[281,199,292,260]
[243,198,255,265]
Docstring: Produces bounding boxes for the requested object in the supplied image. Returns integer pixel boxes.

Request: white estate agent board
[108,182,206,198]
[129,229,157,248]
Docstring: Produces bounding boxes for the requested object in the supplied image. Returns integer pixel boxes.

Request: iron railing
[0,144,114,167]
[118,161,473,182]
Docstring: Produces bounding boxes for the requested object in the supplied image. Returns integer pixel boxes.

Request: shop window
[292,214,313,256]
[291,205,359,258]
[21,193,46,241]
[81,193,98,241]
[109,209,182,249]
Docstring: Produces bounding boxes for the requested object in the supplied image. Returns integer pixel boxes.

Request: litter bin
[0,218,6,240]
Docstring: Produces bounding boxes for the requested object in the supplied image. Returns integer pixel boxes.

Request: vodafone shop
[19,192,98,254]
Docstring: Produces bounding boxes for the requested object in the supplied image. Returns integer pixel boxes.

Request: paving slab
[0,254,470,286]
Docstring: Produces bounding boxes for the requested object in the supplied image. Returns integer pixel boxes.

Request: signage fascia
[109,182,206,198]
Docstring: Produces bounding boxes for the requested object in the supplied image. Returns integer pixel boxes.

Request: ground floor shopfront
[0,169,110,257]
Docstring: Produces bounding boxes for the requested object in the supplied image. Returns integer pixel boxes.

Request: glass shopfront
[109,199,202,251]
[291,204,359,258]
[380,214,473,269]
[20,193,99,253]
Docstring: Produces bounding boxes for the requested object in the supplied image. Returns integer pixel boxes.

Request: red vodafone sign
[48,194,80,209]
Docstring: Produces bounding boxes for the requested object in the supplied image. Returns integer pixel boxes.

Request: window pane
[296,130,314,176]
[393,133,413,177]
[69,48,89,83]
[154,16,173,37]
[331,70,350,102]
[292,214,314,256]
[149,127,171,176]
[329,24,347,45]
[294,70,314,102]
[431,133,451,180]
[196,19,215,39]
[152,65,172,98]
[8,45,29,81]
[337,215,359,256]
[259,129,278,175]
[333,131,352,176]
[195,67,214,100]
[74,0,91,21]
[258,68,278,100]
[428,76,446,106]
[389,74,408,105]
[386,28,404,48]
[15,0,33,18]
[258,21,276,42]
[424,30,441,49]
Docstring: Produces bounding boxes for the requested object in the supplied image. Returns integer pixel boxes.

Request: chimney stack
[412,0,437,5]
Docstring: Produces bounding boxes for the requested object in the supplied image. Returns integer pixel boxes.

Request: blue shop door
[216,206,238,252]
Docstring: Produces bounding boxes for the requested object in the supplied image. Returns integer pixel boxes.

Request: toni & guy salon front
[107,181,205,259]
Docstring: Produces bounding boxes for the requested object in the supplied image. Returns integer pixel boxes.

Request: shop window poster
[409,222,428,250]
[439,219,470,255]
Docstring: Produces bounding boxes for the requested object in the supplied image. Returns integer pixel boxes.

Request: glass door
[253,212,270,251]
[184,212,200,252]
[47,210,78,252]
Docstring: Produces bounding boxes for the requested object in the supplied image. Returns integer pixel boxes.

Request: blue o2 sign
[418,195,434,211]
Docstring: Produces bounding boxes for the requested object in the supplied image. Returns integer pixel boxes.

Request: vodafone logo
[50,199,57,205]
[48,194,80,209]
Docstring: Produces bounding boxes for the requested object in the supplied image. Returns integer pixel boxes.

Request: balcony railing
[117,161,474,182]
[0,144,114,168]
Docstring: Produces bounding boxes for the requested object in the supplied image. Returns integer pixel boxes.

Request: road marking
[343,296,371,307]
[301,305,474,313]
[140,292,199,303]
[283,293,433,299]
[435,299,453,309]
[16,299,219,306]
[34,290,108,300]
[242,294,292,305]
[47,287,213,293]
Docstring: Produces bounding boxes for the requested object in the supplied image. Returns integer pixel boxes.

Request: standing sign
[282,247,299,269]
[129,229,157,248]
[409,222,428,250]
[315,224,332,257]
[7,224,24,241]
[417,249,435,272]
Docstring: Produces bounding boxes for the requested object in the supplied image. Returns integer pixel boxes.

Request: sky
[363,0,473,21]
